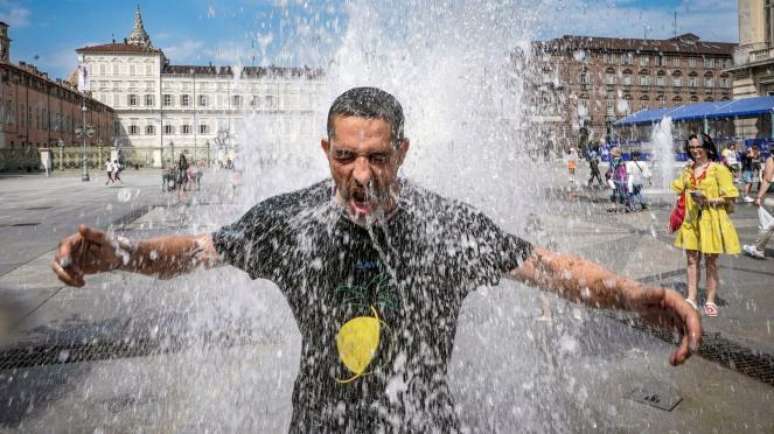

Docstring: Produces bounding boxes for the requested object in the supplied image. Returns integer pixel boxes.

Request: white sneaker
[743,196,755,203]
[743,245,766,259]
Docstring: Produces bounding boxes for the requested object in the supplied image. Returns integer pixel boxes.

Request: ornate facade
[0,22,115,171]
[531,34,735,148]
[76,7,325,167]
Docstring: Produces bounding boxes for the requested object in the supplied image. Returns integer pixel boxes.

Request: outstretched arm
[507,246,701,366]
[52,225,220,287]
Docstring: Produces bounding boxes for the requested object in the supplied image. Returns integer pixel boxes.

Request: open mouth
[349,190,372,215]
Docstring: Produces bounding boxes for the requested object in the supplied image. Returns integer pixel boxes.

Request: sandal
[685,299,699,312]
[704,302,719,317]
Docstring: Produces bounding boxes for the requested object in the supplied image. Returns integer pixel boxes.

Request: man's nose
[352,157,372,186]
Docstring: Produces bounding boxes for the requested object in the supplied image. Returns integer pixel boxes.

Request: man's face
[322,116,409,222]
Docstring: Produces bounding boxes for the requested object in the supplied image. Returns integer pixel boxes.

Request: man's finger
[51,260,84,287]
[670,334,691,366]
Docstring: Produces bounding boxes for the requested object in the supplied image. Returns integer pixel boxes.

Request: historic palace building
[0,22,115,171]
[76,7,325,167]
[530,33,736,148]
[76,8,323,167]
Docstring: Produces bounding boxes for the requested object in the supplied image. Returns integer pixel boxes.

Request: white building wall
[81,50,325,166]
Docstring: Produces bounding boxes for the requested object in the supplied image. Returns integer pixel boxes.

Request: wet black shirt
[212,179,533,433]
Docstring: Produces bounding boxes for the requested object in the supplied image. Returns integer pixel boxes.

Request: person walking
[51,87,700,433]
[606,147,629,212]
[567,147,578,185]
[625,151,651,211]
[178,154,189,192]
[586,146,605,188]
[743,153,774,259]
[721,142,740,182]
[671,133,740,317]
[741,145,761,202]
[104,160,115,186]
[112,160,123,184]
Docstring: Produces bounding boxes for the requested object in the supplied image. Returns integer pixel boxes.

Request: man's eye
[335,152,354,161]
[370,154,388,164]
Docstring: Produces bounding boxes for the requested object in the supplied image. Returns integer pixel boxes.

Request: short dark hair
[685,133,719,161]
[327,87,405,146]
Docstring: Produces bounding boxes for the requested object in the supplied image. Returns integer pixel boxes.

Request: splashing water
[648,117,676,191]
[128,1,619,433]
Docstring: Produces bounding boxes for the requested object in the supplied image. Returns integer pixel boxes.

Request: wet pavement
[0,167,773,433]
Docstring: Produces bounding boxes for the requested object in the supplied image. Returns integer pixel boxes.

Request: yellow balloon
[336,306,381,384]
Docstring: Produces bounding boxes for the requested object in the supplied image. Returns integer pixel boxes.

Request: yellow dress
[671,162,740,254]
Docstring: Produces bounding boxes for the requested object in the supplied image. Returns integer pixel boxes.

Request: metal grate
[0,222,41,228]
[624,320,774,388]
[0,331,268,371]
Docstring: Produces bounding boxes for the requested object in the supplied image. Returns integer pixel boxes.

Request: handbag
[669,191,686,233]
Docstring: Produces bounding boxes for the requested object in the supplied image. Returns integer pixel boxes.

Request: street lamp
[75,98,95,182]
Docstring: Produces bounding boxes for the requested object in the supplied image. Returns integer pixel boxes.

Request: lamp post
[75,98,96,182]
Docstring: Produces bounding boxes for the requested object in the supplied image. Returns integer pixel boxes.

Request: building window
[164,125,174,135]
[640,76,650,86]
[622,53,633,65]
[145,125,155,135]
[99,64,106,75]
[622,70,632,86]
[128,94,138,106]
[199,124,209,134]
[144,94,154,106]
[688,77,697,87]
[129,125,139,135]
[163,94,172,106]
[145,64,152,75]
[606,101,614,116]
[605,73,616,85]
[181,95,190,106]
[198,95,208,107]
[112,64,119,75]
[265,95,274,108]
[704,57,713,68]
[673,78,682,87]
[689,57,697,67]
[655,56,663,66]
[579,71,589,84]
[640,56,649,66]
[721,78,730,88]
[232,95,242,107]
[182,124,192,134]
[250,96,260,107]
[656,76,665,86]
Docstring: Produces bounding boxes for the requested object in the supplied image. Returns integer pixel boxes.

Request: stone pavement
[0,168,772,433]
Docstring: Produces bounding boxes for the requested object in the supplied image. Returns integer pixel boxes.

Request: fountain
[647,116,679,192]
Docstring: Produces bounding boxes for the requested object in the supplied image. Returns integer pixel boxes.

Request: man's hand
[51,225,133,287]
[511,247,702,366]
[625,285,702,366]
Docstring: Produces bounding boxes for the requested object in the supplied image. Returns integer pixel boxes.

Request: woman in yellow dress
[672,133,740,317]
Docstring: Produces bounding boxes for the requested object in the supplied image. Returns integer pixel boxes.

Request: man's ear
[321,138,331,156]
[396,138,410,166]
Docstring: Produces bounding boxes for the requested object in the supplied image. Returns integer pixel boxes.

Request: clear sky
[0,0,738,81]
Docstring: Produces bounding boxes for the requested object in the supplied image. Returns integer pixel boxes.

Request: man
[52,87,700,432]
[721,142,740,182]
[743,152,774,259]
[625,151,651,211]
[586,145,604,188]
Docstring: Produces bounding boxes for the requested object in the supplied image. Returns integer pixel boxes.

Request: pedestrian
[586,145,605,188]
[606,146,629,212]
[625,151,651,211]
[178,154,189,191]
[51,87,700,433]
[671,133,740,317]
[743,153,774,259]
[104,160,115,185]
[112,160,123,183]
[567,146,578,184]
[741,145,761,202]
[721,142,740,182]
